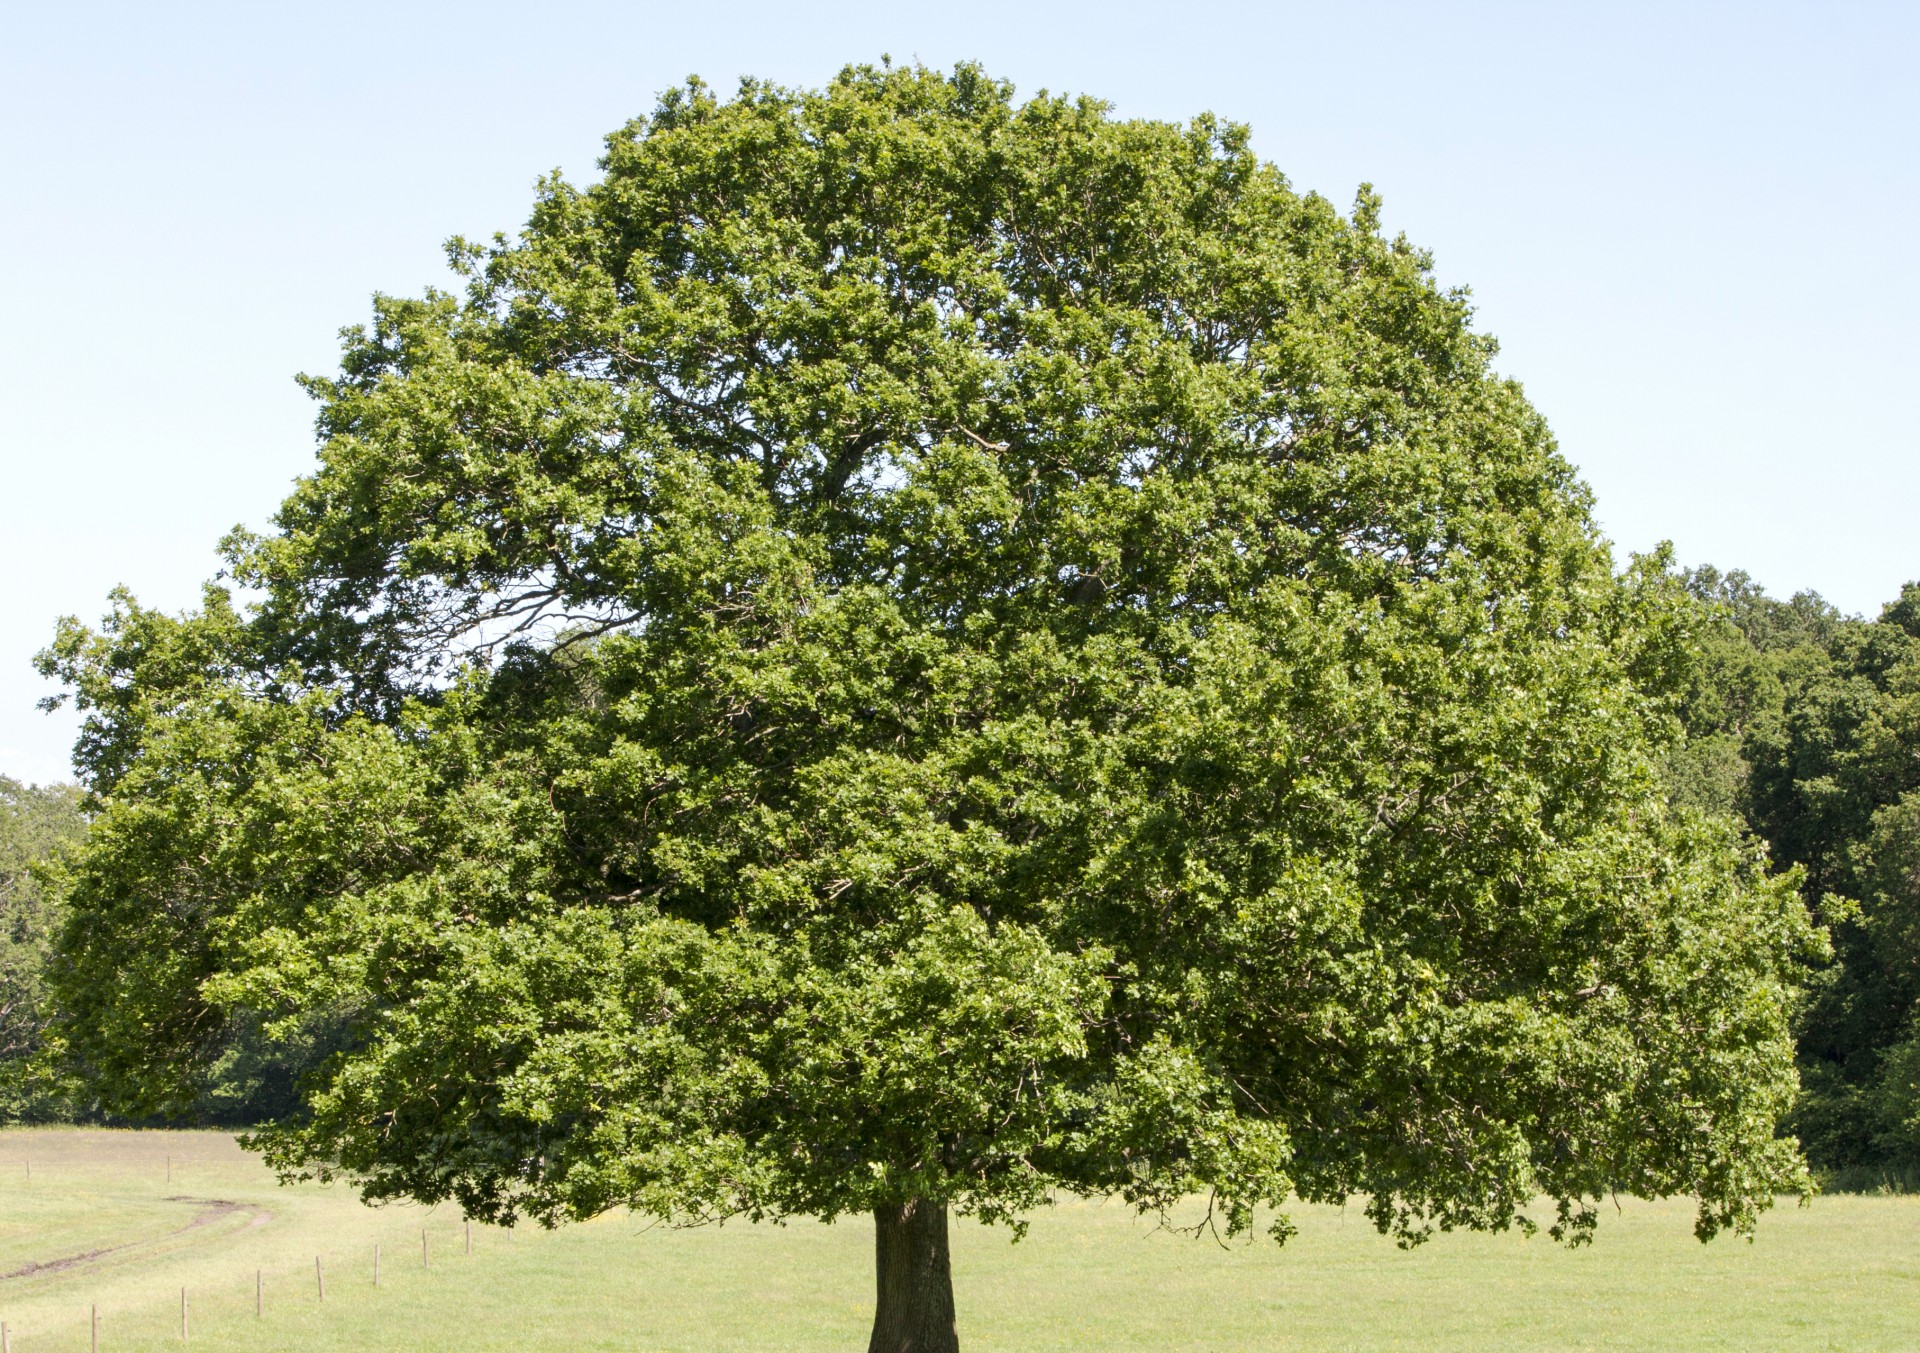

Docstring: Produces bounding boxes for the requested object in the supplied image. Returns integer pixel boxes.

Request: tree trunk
[868,1197,959,1353]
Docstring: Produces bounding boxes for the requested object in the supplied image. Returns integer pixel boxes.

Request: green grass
[2,1128,1917,1351]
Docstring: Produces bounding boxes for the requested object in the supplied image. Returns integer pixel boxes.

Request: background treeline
[6,563,1920,1182]
[0,776,85,1120]
[0,775,321,1126]
[1668,567,1920,1185]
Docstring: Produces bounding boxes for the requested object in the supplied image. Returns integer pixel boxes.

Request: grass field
[1,1129,1917,1351]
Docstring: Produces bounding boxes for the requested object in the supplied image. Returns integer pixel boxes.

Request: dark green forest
[1667,568,1920,1183]
[7,563,1919,1183]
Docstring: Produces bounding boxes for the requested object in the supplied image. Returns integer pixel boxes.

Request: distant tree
[1657,567,1784,818]
[0,776,86,1119]
[41,65,1820,1352]
[1658,565,1851,821]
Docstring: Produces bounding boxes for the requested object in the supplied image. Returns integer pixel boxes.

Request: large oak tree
[42,64,1818,1352]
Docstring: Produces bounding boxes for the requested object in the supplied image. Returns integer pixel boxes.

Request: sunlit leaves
[45,63,1817,1247]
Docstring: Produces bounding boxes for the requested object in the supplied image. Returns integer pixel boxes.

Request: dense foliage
[1668,569,1920,1180]
[0,776,85,1119]
[2,768,322,1126]
[38,62,1822,1347]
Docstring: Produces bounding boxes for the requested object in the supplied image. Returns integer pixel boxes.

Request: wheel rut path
[0,1196,271,1282]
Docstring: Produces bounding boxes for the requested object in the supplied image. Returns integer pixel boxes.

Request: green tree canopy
[0,775,86,1118]
[42,64,1820,1351]
[1669,569,1920,1177]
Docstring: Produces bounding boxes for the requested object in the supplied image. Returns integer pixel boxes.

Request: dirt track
[0,1195,270,1282]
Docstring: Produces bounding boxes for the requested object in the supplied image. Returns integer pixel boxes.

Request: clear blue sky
[3,2,1915,785]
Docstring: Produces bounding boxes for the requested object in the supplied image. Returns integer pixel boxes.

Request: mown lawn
[1,1128,1915,1351]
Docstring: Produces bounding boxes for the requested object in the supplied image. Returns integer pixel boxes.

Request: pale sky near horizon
[3,2,1915,786]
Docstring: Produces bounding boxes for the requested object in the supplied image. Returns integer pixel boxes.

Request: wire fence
[1,1151,526,1351]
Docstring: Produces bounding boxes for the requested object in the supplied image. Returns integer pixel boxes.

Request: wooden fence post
[256,1269,262,1317]
[374,1242,381,1287]
[465,1220,472,1255]
[422,1228,429,1269]
[180,1288,188,1342]
[90,1304,98,1353]
[316,1256,325,1301]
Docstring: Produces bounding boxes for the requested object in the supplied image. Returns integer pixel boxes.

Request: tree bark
[867,1197,959,1353]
